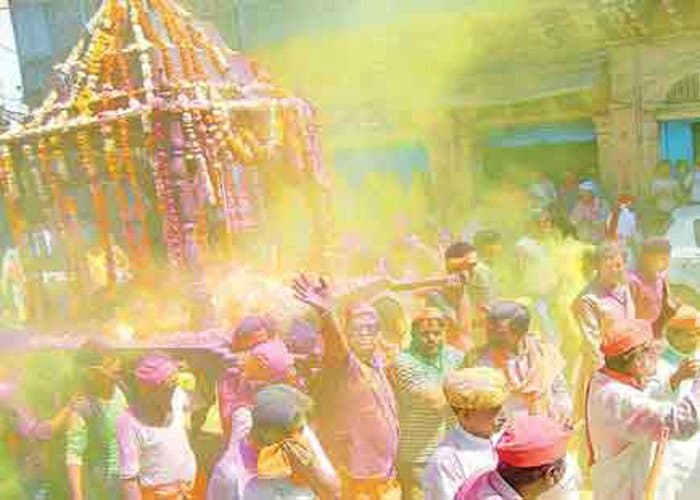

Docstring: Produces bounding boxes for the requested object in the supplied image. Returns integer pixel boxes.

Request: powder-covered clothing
[647,345,700,500]
[390,347,462,466]
[628,271,678,338]
[465,335,572,420]
[572,280,636,361]
[317,351,398,480]
[66,386,128,498]
[586,369,700,499]
[422,426,496,500]
[217,339,295,433]
[206,407,335,500]
[116,393,196,487]
[455,469,522,499]
[454,455,581,500]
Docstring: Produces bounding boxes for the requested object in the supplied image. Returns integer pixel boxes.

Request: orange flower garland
[36,138,59,207]
[0,144,17,200]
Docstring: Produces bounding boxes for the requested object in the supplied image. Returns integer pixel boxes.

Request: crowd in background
[2,162,700,500]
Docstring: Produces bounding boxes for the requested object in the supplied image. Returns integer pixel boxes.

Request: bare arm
[67,464,84,500]
[292,274,350,366]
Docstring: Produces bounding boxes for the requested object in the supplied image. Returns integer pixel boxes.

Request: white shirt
[117,395,197,487]
[586,369,700,499]
[423,426,496,500]
[614,206,638,241]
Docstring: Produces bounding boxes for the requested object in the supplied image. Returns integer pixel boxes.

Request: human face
[460,405,504,439]
[629,342,659,381]
[138,382,175,417]
[599,250,626,286]
[446,251,478,275]
[581,191,594,203]
[487,318,522,353]
[537,215,554,233]
[347,314,381,360]
[416,318,447,358]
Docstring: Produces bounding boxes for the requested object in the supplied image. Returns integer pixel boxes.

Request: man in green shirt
[66,345,127,500]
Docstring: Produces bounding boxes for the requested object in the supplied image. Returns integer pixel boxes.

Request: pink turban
[247,338,295,382]
[496,414,571,467]
[134,353,179,388]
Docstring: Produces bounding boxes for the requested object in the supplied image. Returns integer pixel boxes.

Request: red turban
[496,414,571,467]
[600,318,653,358]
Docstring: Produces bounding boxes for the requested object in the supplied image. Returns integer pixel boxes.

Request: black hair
[604,344,644,373]
[444,241,475,262]
[593,241,624,269]
[372,294,407,341]
[487,300,530,336]
[498,457,566,489]
[74,339,115,369]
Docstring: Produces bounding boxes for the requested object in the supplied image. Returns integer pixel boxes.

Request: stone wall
[598,35,700,196]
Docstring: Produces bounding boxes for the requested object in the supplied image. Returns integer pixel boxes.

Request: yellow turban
[443,367,508,412]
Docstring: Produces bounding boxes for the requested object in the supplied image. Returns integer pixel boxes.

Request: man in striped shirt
[388,307,463,499]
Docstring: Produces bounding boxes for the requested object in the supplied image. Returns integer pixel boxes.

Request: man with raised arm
[292,274,400,499]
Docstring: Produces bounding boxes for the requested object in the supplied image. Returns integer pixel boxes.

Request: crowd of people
[1,169,700,500]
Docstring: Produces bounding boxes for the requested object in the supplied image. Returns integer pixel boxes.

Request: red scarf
[599,366,644,390]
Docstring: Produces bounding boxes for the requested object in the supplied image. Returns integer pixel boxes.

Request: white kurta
[422,426,496,500]
[647,346,700,500]
[456,469,522,499]
[586,370,700,500]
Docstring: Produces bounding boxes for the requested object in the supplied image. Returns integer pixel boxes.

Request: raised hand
[292,274,332,313]
[671,358,700,390]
